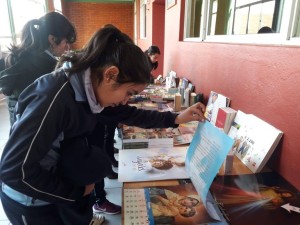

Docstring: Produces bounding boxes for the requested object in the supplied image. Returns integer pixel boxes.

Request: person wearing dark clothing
[144,45,161,83]
[0,25,206,224]
[0,12,76,126]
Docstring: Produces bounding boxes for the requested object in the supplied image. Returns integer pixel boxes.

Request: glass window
[0,0,46,52]
[184,0,300,45]
[184,0,204,38]
[140,1,146,39]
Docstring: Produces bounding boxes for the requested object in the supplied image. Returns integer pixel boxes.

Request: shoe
[113,147,119,153]
[90,213,105,225]
[107,170,118,179]
[93,200,121,215]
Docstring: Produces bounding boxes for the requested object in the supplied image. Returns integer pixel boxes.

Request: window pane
[0,0,12,51]
[140,3,146,38]
[0,0,11,37]
[185,0,203,38]
[54,0,62,12]
[10,0,46,38]
[236,0,259,8]
[233,7,249,34]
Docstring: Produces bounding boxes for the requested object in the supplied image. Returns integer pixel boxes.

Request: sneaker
[93,200,121,215]
[90,213,105,225]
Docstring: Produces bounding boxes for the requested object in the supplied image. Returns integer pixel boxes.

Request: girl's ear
[104,66,119,81]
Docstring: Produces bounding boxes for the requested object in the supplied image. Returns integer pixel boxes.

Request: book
[124,183,218,225]
[173,121,198,146]
[210,172,300,225]
[224,110,248,174]
[227,110,248,139]
[215,107,237,134]
[204,91,230,126]
[118,146,189,182]
[231,114,283,173]
[121,126,177,149]
[173,133,194,146]
[122,121,234,224]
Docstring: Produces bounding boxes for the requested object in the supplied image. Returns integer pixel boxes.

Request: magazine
[118,146,189,182]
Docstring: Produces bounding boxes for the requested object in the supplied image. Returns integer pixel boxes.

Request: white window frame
[183,0,300,46]
[140,0,147,39]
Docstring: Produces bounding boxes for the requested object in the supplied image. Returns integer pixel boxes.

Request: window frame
[183,0,300,46]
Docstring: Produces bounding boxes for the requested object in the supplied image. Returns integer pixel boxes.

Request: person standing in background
[144,45,160,83]
[0,11,76,126]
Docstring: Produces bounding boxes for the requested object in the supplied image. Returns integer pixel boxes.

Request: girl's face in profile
[92,69,147,107]
[149,53,160,63]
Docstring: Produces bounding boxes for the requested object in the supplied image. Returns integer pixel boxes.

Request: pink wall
[163,2,300,189]
[151,1,165,77]
[137,0,164,78]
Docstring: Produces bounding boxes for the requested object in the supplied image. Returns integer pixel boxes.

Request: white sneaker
[89,213,105,225]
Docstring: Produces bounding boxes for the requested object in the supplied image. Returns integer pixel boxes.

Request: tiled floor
[0,96,122,225]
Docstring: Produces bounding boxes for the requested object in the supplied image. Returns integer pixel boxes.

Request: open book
[229,113,283,173]
[123,121,235,224]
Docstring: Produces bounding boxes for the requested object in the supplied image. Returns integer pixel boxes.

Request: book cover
[210,172,300,225]
[232,114,283,173]
[124,183,218,225]
[204,91,230,126]
[215,107,237,134]
[118,147,189,182]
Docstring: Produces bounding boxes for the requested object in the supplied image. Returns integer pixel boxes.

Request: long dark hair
[145,45,160,70]
[59,25,151,85]
[6,12,76,67]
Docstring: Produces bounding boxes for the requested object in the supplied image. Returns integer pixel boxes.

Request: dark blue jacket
[0,67,178,205]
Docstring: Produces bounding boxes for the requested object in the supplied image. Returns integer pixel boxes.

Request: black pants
[1,189,95,225]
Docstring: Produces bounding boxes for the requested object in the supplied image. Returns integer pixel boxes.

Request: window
[184,0,300,45]
[140,1,147,39]
[54,0,62,13]
[0,0,46,52]
[184,0,205,40]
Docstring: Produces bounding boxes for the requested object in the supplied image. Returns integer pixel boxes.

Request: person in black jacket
[144,45,160,83]
[0,12,76,126]
[0,25,206,225]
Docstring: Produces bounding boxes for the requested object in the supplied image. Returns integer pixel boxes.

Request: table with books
[119,89,300,225]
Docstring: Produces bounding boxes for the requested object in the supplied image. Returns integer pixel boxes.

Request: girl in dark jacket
[0,25,206,225]
[0,12,76,125]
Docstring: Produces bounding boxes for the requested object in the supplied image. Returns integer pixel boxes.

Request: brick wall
[61,1,134,50]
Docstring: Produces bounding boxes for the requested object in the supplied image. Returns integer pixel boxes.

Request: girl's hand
[174,102,206,124]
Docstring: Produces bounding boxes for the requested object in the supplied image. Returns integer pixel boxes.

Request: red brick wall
[61,1,134,50]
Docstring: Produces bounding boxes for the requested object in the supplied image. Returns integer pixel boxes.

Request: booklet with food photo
[118,146,189,182]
